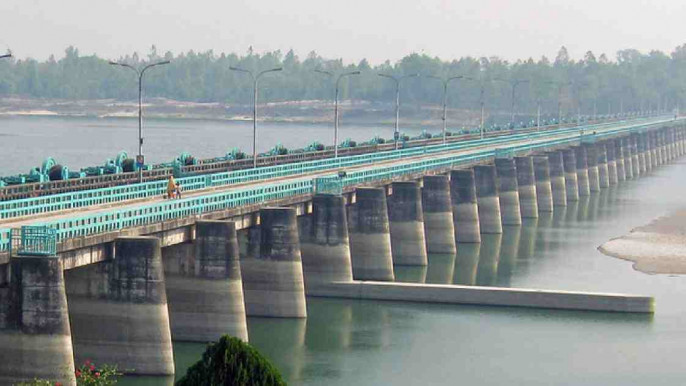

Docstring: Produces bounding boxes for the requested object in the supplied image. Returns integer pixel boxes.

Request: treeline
[0,44,685,120]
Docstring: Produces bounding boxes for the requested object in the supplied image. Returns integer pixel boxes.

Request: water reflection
[496,226,521,287]
[425,254,456,284]
[453,243,480,285]
[475,233,502,286]
[247,317,307,383]
[393,265,428,283]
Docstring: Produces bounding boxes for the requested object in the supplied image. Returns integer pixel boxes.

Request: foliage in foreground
[176,335,286,386]
[15,360,120,386]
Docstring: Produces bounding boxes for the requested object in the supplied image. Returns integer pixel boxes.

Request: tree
[176,336,286,386]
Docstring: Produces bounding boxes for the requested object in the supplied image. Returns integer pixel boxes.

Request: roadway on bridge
[0,118,663,232]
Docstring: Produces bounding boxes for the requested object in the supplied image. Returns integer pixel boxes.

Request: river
[4,116,685,385]
[0,115,419,176]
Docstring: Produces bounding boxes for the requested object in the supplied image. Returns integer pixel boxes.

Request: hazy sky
[1,0,684,64]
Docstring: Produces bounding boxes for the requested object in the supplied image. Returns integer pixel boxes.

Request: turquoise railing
[0,116,669,222]
[0,116,673,253]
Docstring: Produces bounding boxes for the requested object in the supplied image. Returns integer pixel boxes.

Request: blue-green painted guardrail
[0,117,666,221]
[0,117,674,254]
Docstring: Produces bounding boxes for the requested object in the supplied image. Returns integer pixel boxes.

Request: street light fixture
[545,80,571,128]
[315,69,361,157]
[378,73,419,149]
[427,75,463,143]
[464,76,487,139]
[109,60,171,182]
[495,78,530,127]
[230,66,283,168]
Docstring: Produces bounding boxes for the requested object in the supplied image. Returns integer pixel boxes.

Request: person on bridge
[167,176,176,199]
[175,181,182,199]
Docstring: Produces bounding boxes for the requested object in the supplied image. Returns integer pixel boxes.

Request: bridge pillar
[300,194,353,289]
[546,151,567,206]
[495,158,522,225]
[641,133,652,173]
[630,134,640,177]
[348,187,395,280]
[515,156,538,218]
[621,137,634,179]
[670,128,678,160]
[597,143,610,188]
[605,140,618,185]
[583,144,600,192]
[450,169,481,243]
[474,165,503,234]
[573,146,591,196]
[164,221,248,342]
[0,256,76,385]
[678,127,685,157]
[388,181,428,266]
[663,129,672,162]
[656,130,665,165]
[649,131,659,167]
[614,138,626,182]
[636,133,647,175]
[241,207,307,318]
[562,149,579,202]
[422,175,457,254]
[66,236,174,375]
[532,155,553,213]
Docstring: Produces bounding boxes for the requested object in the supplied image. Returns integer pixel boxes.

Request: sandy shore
[599,209,686,274]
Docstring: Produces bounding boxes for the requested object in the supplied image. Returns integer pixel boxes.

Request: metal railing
[10,225,57,257]
[0,117,674,254]
[0,117,668,222]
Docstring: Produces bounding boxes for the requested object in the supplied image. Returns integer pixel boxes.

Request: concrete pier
[622,137,634,179]
[388,181,428,266]
[650,131,659,168]
[67,237,174,375]
[474,165,503,234]
[495,158,522,225]
[606,140,618,185]
[546,151,567,207]
[241,208,307,318]
[515,156,539,218]
[614,138,626,182]
[348,187,395,280]
[164,221,248,342]
[636,134,647,175]
[583,144,600,192]
[0,256,76,385]
[574,146,591,196]
[300,194,354,289]
[422,175,457,254]
[562,149,579,202]
[451,169,482,242]
[641,133,652,173]
[597,143,610,188]
[532,156,553,213]
[308,281,654,314]
[630,134,640,177]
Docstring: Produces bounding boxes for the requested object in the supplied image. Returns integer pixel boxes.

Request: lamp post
[426,75,463,143]
[495,78,529,127]
[315,70,361,157]
[378,73,419,149]
[546,80,571,128]
[230,66,282,168]
[109,60,171,182]
[464,76,487,139]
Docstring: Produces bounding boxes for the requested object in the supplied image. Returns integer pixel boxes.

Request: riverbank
[599,209,686,274]
[0,96,482,127]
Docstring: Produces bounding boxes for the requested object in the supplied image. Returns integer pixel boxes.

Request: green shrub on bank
[176,335,286,386]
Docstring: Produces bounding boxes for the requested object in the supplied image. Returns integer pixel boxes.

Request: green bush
[176,335,286,386]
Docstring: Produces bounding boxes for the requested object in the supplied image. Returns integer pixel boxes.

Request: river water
[5,117,685,385]
[0,116,414,176]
